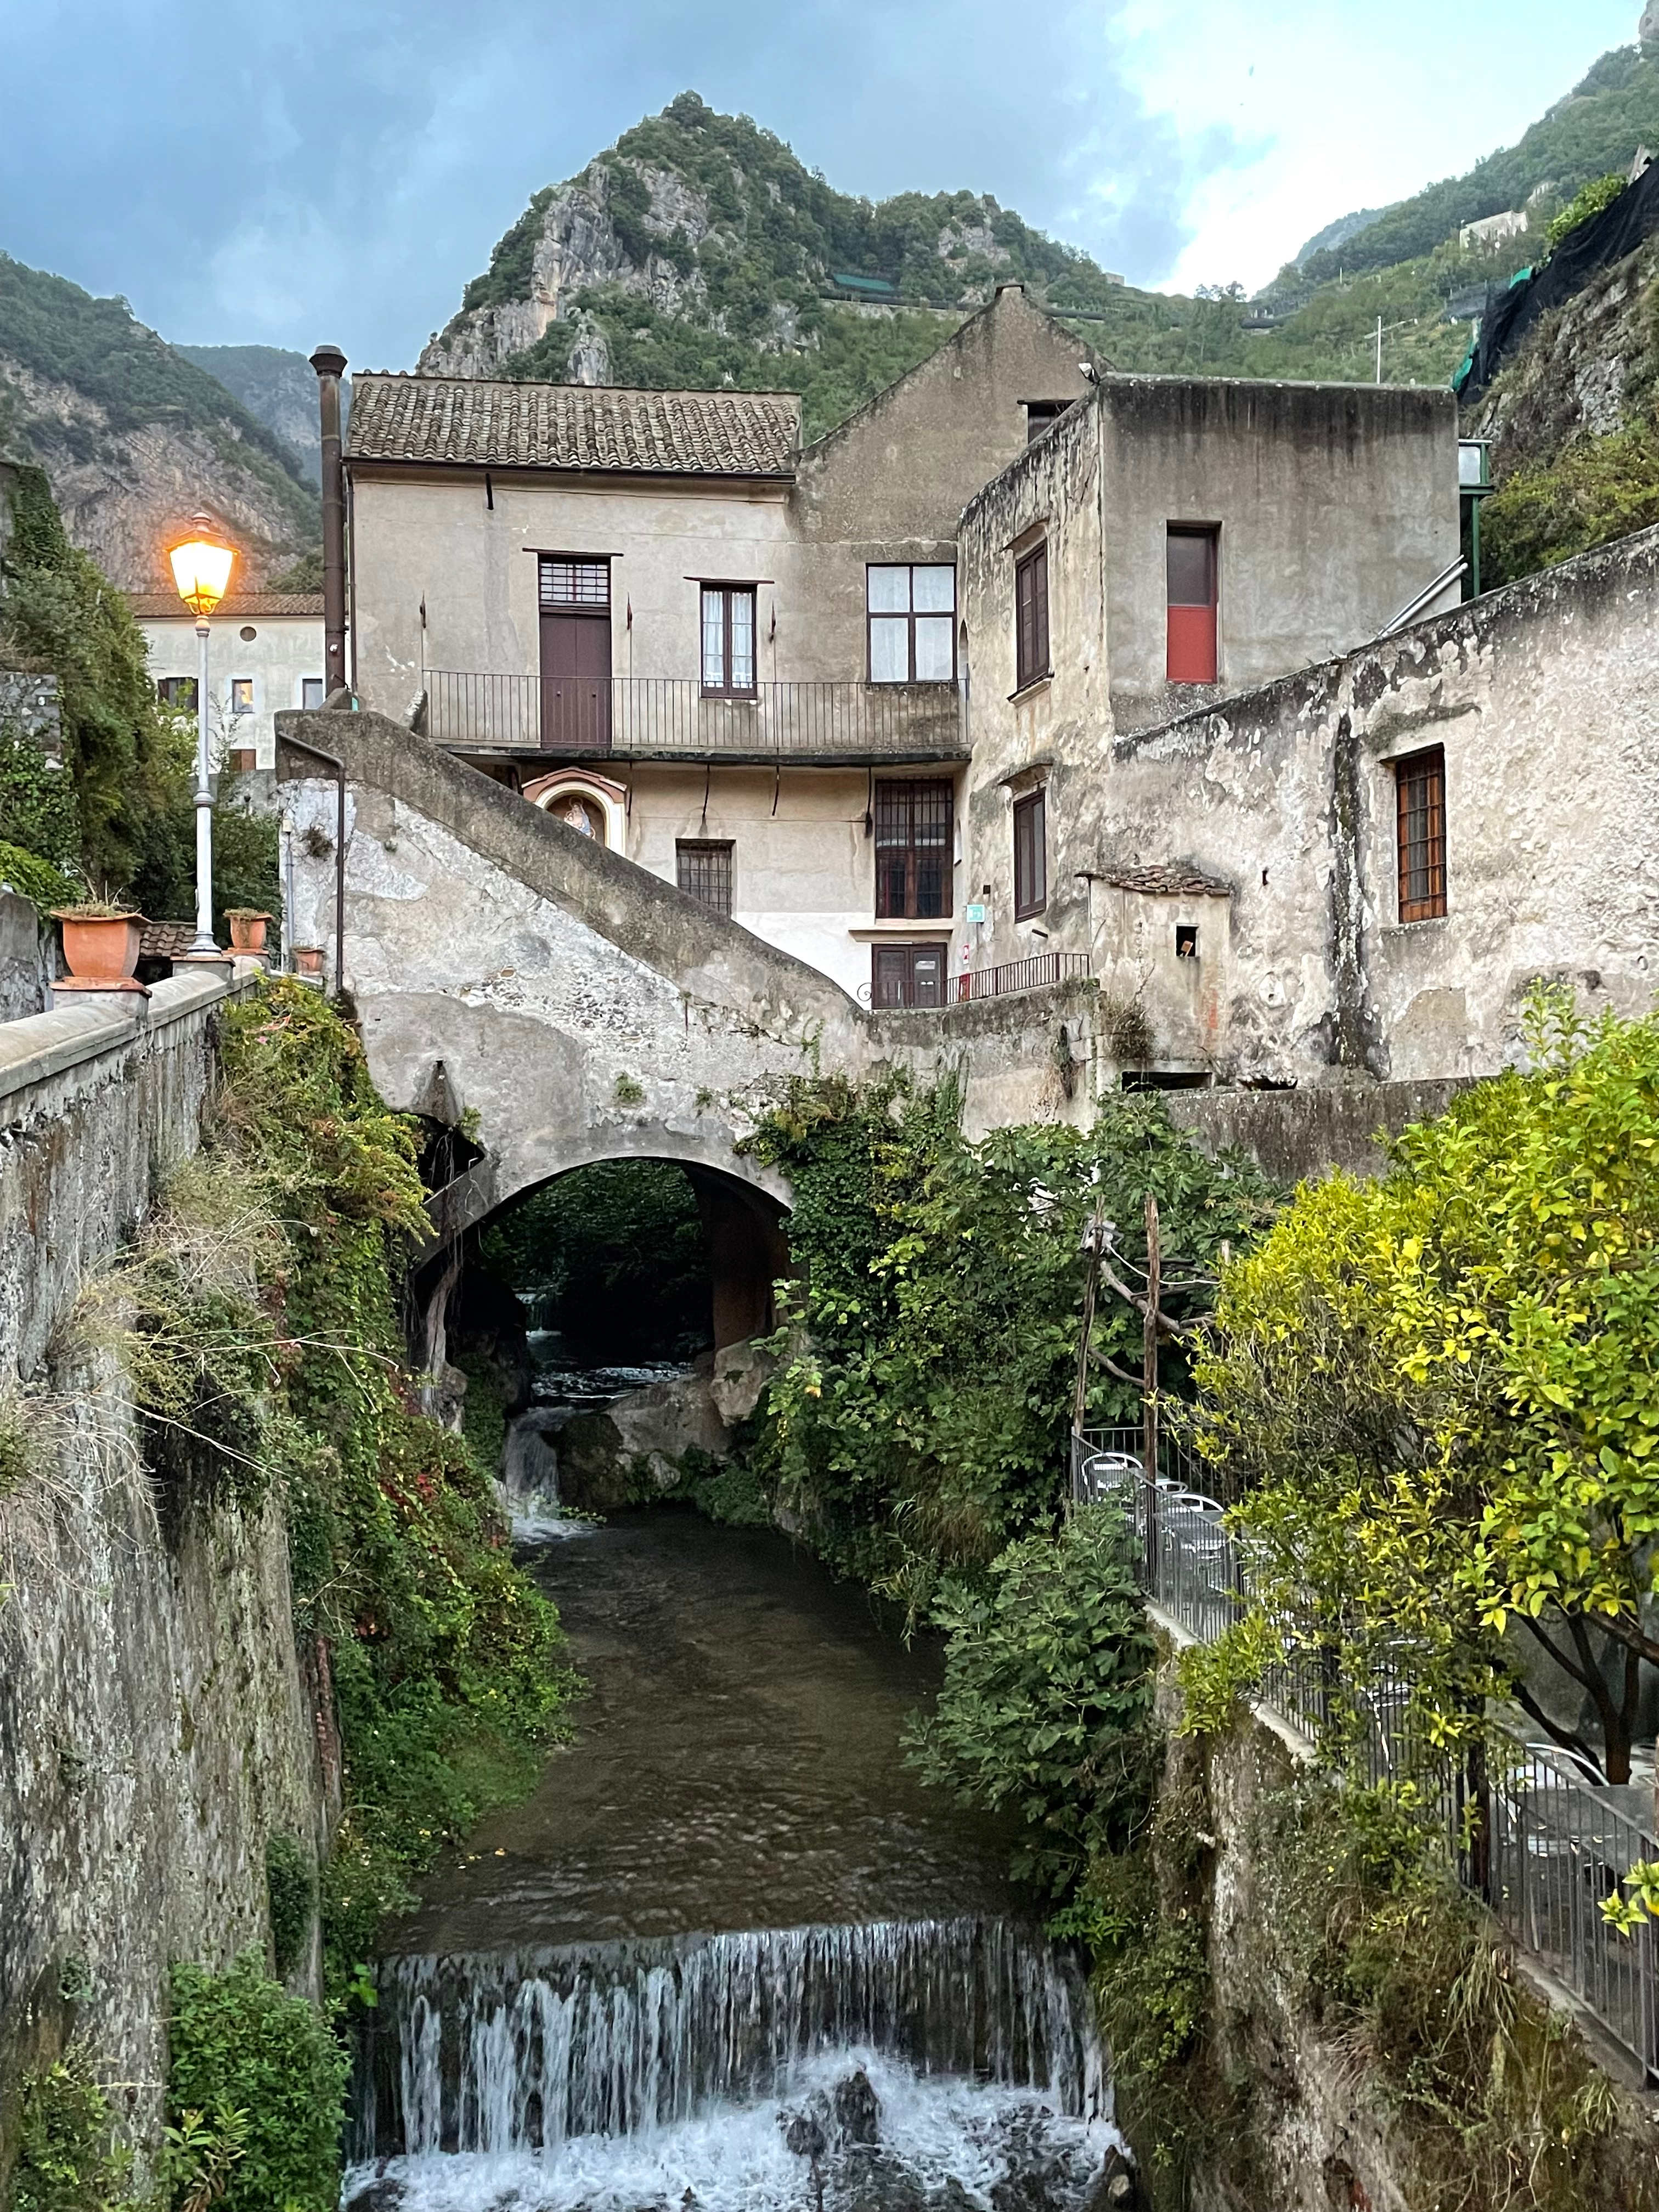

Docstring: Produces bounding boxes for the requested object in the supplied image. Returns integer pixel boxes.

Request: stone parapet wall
[0,967,330,2166]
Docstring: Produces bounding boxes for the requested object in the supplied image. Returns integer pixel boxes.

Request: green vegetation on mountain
[0,256,317,542]
[1306,44,1659,280]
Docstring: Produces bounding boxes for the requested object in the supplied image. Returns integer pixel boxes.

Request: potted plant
[291,945,325,978]
[51,898,148,991]
[225,909,272,953]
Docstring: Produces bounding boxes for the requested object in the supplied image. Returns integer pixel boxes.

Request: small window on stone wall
[1395,747,1447,922]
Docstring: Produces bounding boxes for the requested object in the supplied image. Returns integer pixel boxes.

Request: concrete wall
[0,974,329,2162]
[1085,523,1659,1087]
[138,612,325,771]
[956,375,1459,988]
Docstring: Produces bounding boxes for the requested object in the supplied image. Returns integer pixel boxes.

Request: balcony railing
[424,673,969,761]
[957,951,1092,1002]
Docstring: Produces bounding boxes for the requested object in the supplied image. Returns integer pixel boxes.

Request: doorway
[539,555,612,751]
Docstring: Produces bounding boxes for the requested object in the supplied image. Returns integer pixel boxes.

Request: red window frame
[1166,525,1218,685]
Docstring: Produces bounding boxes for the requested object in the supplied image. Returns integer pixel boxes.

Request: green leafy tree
[906,1506,1156,1892]
[1190,990,1659,1785]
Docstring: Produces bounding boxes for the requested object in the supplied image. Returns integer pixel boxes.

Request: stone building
[127,591,326,775]
[342,287,1459,1012]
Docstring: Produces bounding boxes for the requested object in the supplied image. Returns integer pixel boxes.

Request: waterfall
[354,1917,1107,2161]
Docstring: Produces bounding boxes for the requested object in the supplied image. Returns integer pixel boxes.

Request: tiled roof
[139,921,199,959]
[346,373,802,478]
[124,593,324,620]
[1097,862,1234,898]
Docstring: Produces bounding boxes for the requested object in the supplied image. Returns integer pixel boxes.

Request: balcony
[422,673,970,765]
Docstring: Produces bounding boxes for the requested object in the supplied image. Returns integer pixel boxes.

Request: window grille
[540,558,611,608]
[677,840,733,917]
[874,779,952,919]
[1396,747,1447,922]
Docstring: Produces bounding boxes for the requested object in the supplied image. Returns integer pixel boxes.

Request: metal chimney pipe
[309,344,348,699]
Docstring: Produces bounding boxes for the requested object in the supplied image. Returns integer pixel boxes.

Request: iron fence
[1071,1426,1659,2079]
[957,951,1092,1001]
[423,673,970,760]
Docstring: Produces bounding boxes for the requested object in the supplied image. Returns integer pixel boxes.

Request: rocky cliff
[0,256,319,589]
[178,343,349,486]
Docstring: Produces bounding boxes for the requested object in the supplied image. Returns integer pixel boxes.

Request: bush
[8,2049,130,2212]
[1481,426,1659,586]
[905,1506,1157,1893]
[166,1952,347,2212]
[1547,170,1627,251]
[265,1831,317,1979]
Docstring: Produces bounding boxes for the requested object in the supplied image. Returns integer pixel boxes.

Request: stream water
[343,1418,1122,2211]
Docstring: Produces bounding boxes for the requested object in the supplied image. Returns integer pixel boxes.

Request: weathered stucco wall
[0,975,330,2163]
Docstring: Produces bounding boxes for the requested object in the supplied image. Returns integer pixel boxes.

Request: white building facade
[128,592,327,774]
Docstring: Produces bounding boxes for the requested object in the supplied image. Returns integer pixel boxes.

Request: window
[1166,526,1218,684]
[1024,401,1069,443]
[238,624,258,642]
[677,839,733,917]
[874,779,952,919]
[872,942,946,1009]
[866,565,956,684]
[230,677,254,716]
[540,558,610,608]
[700,586,757,697]
[301,678,325,710]
[1013,790,1046,918]
[1396,747,1447,922]
[227,748,257,774]
[1175,924,1198,958]
[157,675,198,710]
[1014,543,1049,690]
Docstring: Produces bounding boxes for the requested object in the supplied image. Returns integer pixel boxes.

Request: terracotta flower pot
[292,945,324,977]
[53,911,146,990]
[227,910,271,952]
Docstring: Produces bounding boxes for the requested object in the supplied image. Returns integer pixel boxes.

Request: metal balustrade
[957,951,1092,1001]
[423,673,970,761]
[1071,1425,1659,2079]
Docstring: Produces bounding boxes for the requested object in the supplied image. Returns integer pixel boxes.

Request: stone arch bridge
[276,708,1094,1348]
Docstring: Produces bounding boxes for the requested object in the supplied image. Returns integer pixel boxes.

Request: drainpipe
[310,344,349,700]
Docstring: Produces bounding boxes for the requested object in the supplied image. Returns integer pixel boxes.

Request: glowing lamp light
[168,527,235,618]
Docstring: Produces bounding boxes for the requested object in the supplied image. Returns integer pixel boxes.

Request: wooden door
[540,609,612,751]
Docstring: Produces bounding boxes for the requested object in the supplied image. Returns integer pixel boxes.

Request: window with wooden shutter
[1166,526,1218,684]
[1014,543,1049,690]
[873,780,952,920]
[1396,748,1447,922]
[1013,791,1047,919]
[676,839,734,916]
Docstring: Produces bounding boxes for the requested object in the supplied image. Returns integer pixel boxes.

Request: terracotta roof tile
[1097,862,1234,898]
[139,921,199,958]
[124,592,324,619]
[346,373,800,478]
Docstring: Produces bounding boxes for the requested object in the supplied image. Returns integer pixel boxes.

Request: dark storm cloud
[0,0,1238,364]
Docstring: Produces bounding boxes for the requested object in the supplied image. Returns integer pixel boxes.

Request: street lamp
[168,518,236,955]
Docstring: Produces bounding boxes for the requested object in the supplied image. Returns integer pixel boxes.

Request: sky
[0,0,1642,370]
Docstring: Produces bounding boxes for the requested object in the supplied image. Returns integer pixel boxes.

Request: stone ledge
[0,965,258,1113]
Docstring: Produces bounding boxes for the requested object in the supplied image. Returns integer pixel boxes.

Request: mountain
[1304,43,1659,281]
[0,257,319,590]
[177,343,348,484]
[1294,208,1390,268]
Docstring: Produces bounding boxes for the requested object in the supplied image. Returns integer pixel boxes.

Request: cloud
[0,0,1641,363]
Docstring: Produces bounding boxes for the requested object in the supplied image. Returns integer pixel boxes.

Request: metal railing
[1073,1427,1659,2079]
[957,951,1092,1001]
[424,673,970,760]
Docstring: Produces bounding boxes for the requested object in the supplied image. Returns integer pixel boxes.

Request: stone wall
[0,973,330,2168]
[0,669,64,769]
[0,894,48,1023]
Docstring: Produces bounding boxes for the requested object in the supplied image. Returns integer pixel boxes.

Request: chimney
[309,345,348,701]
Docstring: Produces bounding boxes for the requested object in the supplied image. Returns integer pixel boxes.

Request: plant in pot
[291,946,325,978]
[225,909,272,953]
[51,896,148,992]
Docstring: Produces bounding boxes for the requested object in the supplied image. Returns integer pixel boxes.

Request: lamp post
[167,520,235,955]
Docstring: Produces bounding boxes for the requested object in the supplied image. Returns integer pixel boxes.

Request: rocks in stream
[833,2067,882,2145]
[781,2065,879,2161]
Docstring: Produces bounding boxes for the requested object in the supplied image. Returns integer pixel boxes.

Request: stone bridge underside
[276,708,1095,1343]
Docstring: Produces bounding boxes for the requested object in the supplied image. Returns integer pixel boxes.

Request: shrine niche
[521,768,628,850]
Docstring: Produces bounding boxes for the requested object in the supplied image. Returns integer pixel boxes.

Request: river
[343,1449,1124,2210]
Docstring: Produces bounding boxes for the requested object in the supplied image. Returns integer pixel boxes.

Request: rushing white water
[342,2045,1120,2211]
[345,1919,1117,2209]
